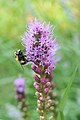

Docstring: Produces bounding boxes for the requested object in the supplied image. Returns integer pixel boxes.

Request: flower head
[14,77,26,100]
[22,19,59,73]
[14,77,25,87]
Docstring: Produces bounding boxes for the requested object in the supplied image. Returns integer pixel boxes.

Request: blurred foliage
[0,0,80,120]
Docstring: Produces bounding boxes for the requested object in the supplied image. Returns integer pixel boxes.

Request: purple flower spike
[22,19,59,119]
[14,77,26,100]
[22,18,59,74]
[14,77,28,119]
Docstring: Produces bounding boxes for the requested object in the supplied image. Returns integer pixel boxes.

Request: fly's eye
[16,51,19,54]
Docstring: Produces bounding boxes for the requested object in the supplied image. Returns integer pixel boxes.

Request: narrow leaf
[57,66,78,120]
[59,66,77,111]
[57,111,64,120]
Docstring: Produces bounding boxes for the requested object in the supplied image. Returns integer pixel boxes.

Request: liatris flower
[22,19,59,120]
[14,77,28,119]
[22,19,59,74]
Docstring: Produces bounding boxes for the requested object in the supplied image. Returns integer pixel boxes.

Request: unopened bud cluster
[32,64,58,119]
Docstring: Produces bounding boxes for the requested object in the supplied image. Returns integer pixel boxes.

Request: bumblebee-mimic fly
[15,49,29,68]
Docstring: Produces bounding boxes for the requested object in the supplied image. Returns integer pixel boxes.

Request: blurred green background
[0,0,80,120]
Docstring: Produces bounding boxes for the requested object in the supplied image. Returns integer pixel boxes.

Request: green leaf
[57,66,78,120]
[59,66,77,110]
[57,111,64,120]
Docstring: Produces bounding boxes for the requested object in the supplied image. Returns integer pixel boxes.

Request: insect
[15,49,29,68]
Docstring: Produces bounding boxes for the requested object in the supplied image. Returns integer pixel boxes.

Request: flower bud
[31,64,37,71]
[44,88,49,94]
[40,116,45,120]
[38,103,43,110]
[45,82,51,87]
[40,110,43,114]
[35,92,40,98]
[34,84,41,92]
[39,96,45,102]
[37,100,41,104]
[44,62,50,69]
[36,67,42,74]
[54,101,58,107]
[46,103,51,108]
[50,106,54,111]
[35,85,40,91]
[40,78,46,84]
[48,99,52,104]
[48,89,52,94]
[33,74,40,82]
[18,101,22,109]
[23,107,27,111]
[18,104,22,109]
[47,96,51,100]
[34,82,39,87]
[15,94,22,100]
[36,108,39,112]
[40,93,42,96]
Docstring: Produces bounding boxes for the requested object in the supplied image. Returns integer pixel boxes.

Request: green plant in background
[0,0,80,120]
